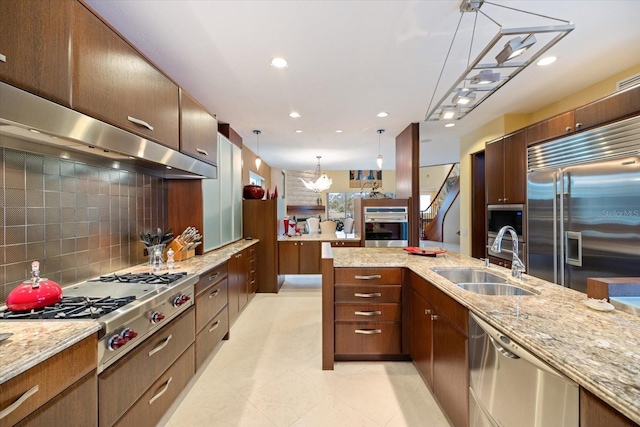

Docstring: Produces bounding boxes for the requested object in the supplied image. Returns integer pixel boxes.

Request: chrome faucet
[490,225,526,280]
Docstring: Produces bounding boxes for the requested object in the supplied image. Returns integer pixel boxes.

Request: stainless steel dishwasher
[468,313,579,427]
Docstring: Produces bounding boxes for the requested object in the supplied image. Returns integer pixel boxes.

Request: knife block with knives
[167,226,202,261]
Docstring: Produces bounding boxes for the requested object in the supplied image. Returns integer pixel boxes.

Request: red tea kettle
[6,261,63,311]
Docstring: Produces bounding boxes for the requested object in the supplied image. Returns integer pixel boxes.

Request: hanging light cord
[424,12,465,120]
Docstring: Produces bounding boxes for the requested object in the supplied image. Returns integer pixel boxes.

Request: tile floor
[161,275,450,427]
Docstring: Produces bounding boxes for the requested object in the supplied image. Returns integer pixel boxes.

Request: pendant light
[299,156,332,192]
[376,129,384,170]
[253,130,262,169]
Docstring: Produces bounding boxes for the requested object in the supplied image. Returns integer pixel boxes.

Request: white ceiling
[85,0,640,171]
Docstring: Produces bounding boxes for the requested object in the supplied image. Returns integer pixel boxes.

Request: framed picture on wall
[349,170,382,188]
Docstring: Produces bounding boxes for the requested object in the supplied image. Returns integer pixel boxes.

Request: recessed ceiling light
[537,56,557,66]
[295,130,303,133]
[445,123,456,128]
[289,112,301,118]
[270,57,288,68]
[377,112,389,118]
[335,130,343,133]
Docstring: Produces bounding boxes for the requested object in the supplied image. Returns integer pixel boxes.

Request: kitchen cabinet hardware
[355,329,382,335]
[566,126,572,132]
[425,309,432,315]
[431,314,439,321]
[208,320,221,333]
[354,274,382,280]
[208,289,219,299]
[354,310,382,316]
[0,384,39,420]
[127,115,154,131]
[195,147,209,156]
[354,292,382,298]
[0,53,6,63]
[208,272,220,281]
[148,334,173,357]
[148,377,172,405]
[575,122,583,129]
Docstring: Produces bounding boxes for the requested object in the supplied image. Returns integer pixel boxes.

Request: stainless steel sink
[458,282,537,296]
[432,268,506,284]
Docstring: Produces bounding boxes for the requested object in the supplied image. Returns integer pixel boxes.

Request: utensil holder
[166,239,195,261]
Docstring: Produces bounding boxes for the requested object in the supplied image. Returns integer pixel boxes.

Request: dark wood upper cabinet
[526,111,575,146]
[0,0,73,106]
[574,84,640,131]
[485,130,526,205]
[180,89,218,165]
[72,2,179,150]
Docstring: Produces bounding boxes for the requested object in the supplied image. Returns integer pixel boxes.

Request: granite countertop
[0,239,259,385]
[278,232,361,242]
[329,246,640,424]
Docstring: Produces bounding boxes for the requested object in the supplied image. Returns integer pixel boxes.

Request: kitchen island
[322,245,640,425]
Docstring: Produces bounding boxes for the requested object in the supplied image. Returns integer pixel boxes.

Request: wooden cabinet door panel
[335,303,401,321]
[72,2,179,149]
[98,309,194,427]
[278,241,300,274]
[299,241,321,274]
[411,290,433,389]
[195,263,228,296]
[433,313,469,427]
[335,322,401,354]
[180,89,218,165]
[502,130,526,204]
[227,253,241,323]
[574,85,640,131]
[334,268,402,285]
[485,138,505,204]
[526,111,574,146]
[114,345,194,427]
[195,278,228,333]
[238,248,250,311]
[335,284,401,303]
[195,306,229,370]
[0,0,72,106]
[579,388,637,427]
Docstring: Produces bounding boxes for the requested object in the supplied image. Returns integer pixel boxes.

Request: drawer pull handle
[148,334,172,357]
[209,289,220,299]
[355,310,382,316]
[0,53,6,63]
[354,274,382,280]
[196,148,209,156]
[149,377,172,405]
[208,320,221,333]
[209,272,220,281]
[127,115,154,131]
[355,329,382,335]
[0,384,39,420]
[354,292,382,298]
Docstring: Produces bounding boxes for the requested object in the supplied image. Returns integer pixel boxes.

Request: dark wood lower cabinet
[410,290,433,389]
[334,321,401,355]
[579,388,638,427]
[15,371,97,427]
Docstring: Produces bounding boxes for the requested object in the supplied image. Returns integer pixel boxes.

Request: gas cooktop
[0,296,136,320]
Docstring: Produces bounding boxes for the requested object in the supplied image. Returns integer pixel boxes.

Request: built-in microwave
[487,204,525,261]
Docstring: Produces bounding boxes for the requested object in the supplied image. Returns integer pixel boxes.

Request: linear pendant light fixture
[425,0,574,123]
[253,130,261,169]
[376,129,384,169]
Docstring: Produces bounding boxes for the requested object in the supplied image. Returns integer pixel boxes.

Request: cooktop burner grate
[0,295,136,320]
[89,271,188,285]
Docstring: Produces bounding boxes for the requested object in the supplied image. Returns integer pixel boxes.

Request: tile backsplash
[0,147,168,302]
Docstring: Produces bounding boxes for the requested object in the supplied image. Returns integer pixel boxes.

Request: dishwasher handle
[470,313,571,381]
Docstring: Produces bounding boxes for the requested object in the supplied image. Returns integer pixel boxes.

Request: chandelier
[300,156,332,193]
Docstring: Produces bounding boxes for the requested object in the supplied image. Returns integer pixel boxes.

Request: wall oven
[487,204,526,262]
[364,206,408,247]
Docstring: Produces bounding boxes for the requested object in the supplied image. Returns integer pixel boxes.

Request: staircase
[421,163,460,241]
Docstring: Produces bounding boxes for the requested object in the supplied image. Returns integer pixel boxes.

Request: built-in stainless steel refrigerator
[527,115,640,293]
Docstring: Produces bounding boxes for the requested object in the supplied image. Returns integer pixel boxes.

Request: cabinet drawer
[0,334,96,427]
[195,306,229,370]
[114,345,194,427]
[195,278,228,333]
[334,268,402,285]
[335,322,401,355]
[99,308,195,427]
[335,303,401,321]
[15,371,97,427]
[335,284,401,303]
[195,263,228,296]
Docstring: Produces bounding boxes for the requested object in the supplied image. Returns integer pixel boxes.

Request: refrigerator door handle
[557,170,565,286]
[565,231,583,266]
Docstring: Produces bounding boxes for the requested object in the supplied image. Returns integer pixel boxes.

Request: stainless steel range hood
[0,81,216,179]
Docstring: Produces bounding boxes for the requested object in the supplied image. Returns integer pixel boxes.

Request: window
[327,193,356,220]
[249,171,264,186]
[420,194,432,212]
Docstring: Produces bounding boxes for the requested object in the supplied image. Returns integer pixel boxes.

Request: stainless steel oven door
[363,206,409,247]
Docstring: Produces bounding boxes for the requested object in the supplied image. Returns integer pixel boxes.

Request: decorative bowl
[243,184,265,199]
